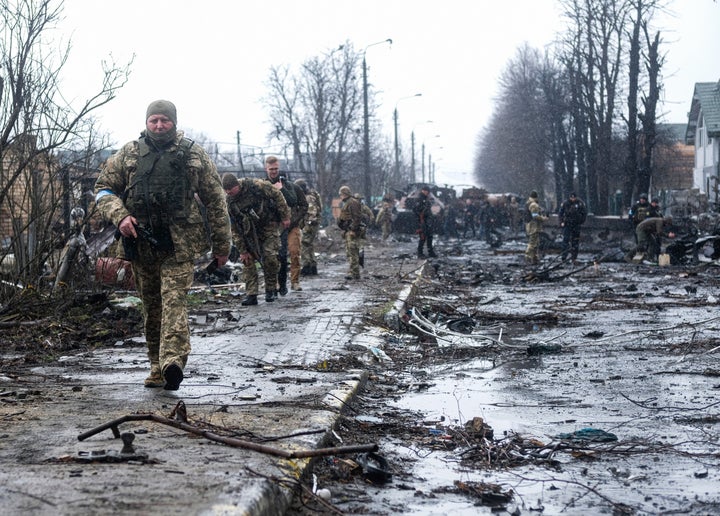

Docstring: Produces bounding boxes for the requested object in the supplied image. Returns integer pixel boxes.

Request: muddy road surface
[288,236,720,515]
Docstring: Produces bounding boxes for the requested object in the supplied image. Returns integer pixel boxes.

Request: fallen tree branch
[77,402,377,459]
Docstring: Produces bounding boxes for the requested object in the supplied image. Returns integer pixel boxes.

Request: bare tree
[475,44,554,197]
[263,43,388,206]
[0,0,131,298]
[624,0,665,203]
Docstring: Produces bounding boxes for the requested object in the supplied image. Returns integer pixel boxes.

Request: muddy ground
[2,228,720,515]
[287,236,720,515]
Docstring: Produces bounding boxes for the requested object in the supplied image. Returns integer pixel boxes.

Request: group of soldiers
[625,194,674,263]
[92,98,679,392]
[221,156,324,305]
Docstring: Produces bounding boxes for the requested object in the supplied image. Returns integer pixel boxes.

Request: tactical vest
[634,205,651,223]
[125,137,195,230]
[228,179,279,224]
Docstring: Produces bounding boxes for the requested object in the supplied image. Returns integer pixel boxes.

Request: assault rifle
[231,209,262,265]
[115,224,162,261]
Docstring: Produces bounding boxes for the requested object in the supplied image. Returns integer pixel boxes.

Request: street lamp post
[411,120,433,184]
[411,132,415,183]
[393,93,422,186]
[362,38,392,204]
[421,135,440,184]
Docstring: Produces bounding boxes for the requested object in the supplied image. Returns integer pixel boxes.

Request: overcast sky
[59,0,719,187]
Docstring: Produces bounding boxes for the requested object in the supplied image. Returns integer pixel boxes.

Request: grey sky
[60,0,719,187]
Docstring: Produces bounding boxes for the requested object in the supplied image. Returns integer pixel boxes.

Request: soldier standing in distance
[559,192,587,264]
[337,186,362,280]
[414,185,437,258]
[524,190,547,265]
[94,100,231,390]
[375,195,394,241]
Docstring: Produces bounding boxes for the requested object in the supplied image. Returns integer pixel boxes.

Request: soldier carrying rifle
[222,174,290,306]
[94,100,231,391]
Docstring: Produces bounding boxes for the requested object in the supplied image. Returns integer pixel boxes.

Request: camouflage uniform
[94,129,231,385]
[337,190,363,279]
[300,186,323,274]
[524,195,546,264]
[227,178,290,298]
[354,194,373,264]
[375,200,393,240]
[626,216,672,262]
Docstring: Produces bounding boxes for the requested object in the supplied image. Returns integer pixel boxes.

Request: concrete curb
[235,369,371,516]
[245,263,427,515]
[383,261,428,331]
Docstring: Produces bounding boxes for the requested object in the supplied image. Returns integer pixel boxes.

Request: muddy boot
[144,363,163,388]
[162,363,183,391]
[278,267,288,296]
[265,290,276,302]
[241,294,258,306]
[310,264,318,275]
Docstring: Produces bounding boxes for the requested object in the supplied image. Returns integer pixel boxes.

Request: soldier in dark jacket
[558,192,587,263]
[264,156,307,294]
[94,100,231,390]
[223,174,290,306]
[413,185,437,258]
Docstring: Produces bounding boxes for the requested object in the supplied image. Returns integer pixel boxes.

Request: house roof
[657,123,687,142]
[685,81,720,144]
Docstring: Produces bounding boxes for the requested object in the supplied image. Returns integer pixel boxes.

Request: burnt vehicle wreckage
[2,187,720,514]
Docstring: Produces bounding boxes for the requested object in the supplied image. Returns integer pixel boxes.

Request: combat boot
[291,282,302,291]
[241,294,258,306]
[310,265,318,275]
[144,363,164,388]
[278,284,288,296]
[265,290,276,302]
[163,363,183,391]
[428,249,437,258]
[300,265,311,276]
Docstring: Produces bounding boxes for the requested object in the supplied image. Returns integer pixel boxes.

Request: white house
[685,81,720,196]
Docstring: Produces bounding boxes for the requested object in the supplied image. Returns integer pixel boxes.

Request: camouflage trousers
[243,226,280,295]
[344,231,361,277]
[301,223,319,267]
[380,221,392,240]
[288,226,302,285]
[132,254,194,372]
[525,225,542,263]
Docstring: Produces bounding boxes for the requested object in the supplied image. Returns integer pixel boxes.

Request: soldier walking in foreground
[94,100,231,390]
[337,186,363,280]
[223,174,290,305]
